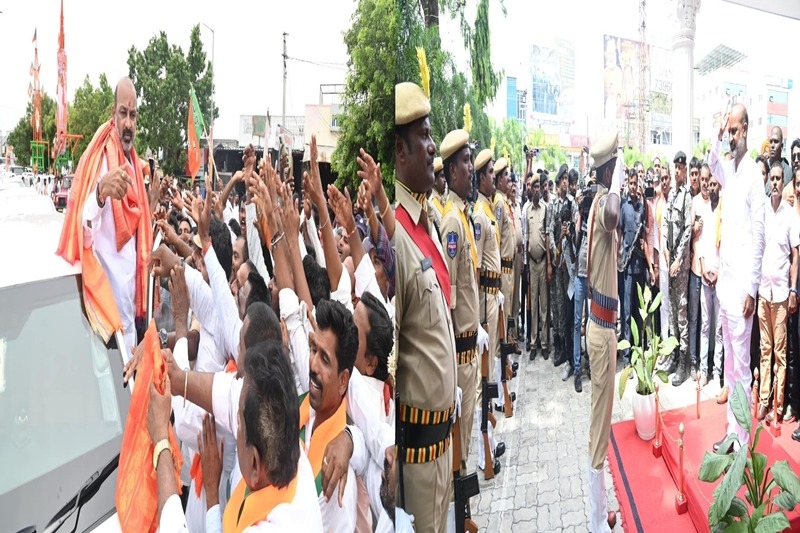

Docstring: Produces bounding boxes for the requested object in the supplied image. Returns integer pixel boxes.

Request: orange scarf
[56,120,153,342]
[222,475,298,533]
[115,321,183,533]
[190,358,238,498]
[298,394,347,495]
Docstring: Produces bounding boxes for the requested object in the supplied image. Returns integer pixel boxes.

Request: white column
[671,0,701,157]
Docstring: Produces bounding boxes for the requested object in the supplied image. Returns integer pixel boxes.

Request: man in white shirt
[708,104,766,451]
[151,340,324,532]
[756,163,798,424]
[697,167,725,394]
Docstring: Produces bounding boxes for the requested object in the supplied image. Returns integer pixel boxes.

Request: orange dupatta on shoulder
[222,475,299,533]
[298,394,347,496]
[56,119,153,342]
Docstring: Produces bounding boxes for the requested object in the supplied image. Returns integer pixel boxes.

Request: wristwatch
[153,439,171,471]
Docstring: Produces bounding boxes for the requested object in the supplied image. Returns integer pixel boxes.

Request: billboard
[238,115,270,147]
[603,34,647,122]
[529,38,575,123]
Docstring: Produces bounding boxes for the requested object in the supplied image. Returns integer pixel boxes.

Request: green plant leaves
[709,444,748,525]
[772,460,800,501]
[655,369,669,383]
[617,339,631,351]
[773,491,797,511]
[753,511,790,533]
[649,291,663,314]
[722,521,749,533]
[659,337,679,357]
[618,366,632,399]
[700,451,734,482]
[728,497,749,518]
[730,382,752,434]
[631,317,639,347]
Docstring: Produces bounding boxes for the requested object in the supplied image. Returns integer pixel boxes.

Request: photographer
[549,165,576,370]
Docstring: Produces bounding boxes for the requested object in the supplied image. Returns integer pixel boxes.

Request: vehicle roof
[0,210,80,289]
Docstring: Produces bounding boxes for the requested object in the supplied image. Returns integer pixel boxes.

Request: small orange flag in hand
[116,321,182,533]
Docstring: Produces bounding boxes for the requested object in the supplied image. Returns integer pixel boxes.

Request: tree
[332,0,396,197]
[69,74,114,159]
[127,25,215,177]
[490,117,527,171]
[7,93,56,168]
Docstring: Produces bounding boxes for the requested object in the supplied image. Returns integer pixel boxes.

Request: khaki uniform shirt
[395,184,457,413]
[473,192,501,275]
[428,191,446,231]
[588,186,619,327]
[524,200,547,261]
[493,191,516,262]
[440,191,479,335]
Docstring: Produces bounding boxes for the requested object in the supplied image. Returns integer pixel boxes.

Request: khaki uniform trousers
[758,296,788,415]
[404,448,452,533]
[479,286,500,362]
[587,320,616,470]
[512,252,522,329]
[457,356,479,468]
[528,257,549,347]
[501,271,514,338]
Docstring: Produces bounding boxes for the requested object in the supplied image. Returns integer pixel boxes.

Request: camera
[579,183,598,217]
[644,186,655,199]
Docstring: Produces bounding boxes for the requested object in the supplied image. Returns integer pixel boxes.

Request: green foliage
[623,146,653,170]
[332,0,396,198]
[469,0,501,110]
[617,283,677,398]
[694,138,711,161]
[69,74,114,159]
[698,383,800,532]
[490,117,526,172]
[127,25,215,177]
[7,93,57,168]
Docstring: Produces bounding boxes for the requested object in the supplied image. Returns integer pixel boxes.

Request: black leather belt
[479,275,502,289]
[455,331,477,353]
[501,258,513,270]
[529,254,545,264]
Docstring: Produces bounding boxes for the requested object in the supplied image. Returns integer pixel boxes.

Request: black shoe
[510,391,516,402]
[493,458,501,475]
[542,346,549,360]
[713,437,734,454]
[672,352,689,387]
[574,373,582,393]
[690,363,698,382]
[512,361,519,372]
[494,403,504,412]
[529,347,535,361]
[495,442,506,458]
[792,427,800,442]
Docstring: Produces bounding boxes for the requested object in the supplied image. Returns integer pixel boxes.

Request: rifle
[498,313,514,418]
[480,335,498,480]
[452,411,479,533]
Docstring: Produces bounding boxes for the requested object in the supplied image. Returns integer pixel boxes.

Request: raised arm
[357,149,395,240]
[306,135,343,289]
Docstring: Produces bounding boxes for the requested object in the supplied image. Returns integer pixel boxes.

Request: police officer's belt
[480,271,502,293]
[501,257,514,274]
[589,288,618,329]
[528,253,545,264]
[398,403,454,464]
[455,330,478,364]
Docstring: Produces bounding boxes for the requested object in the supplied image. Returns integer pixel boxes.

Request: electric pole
[282,32,287,132]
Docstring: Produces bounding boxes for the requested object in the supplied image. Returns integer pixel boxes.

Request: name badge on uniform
[446,231,458,258]
[421,256,433,271]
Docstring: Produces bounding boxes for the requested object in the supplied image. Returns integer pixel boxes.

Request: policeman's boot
[672,350,689,386]
[554,336,566,367]
[660,348,679,375]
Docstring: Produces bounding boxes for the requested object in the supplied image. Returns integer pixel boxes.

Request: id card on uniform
[421,256,432,271]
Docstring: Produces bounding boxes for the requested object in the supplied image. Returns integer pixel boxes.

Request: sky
[0,0,355,139]
[438,0,800,137]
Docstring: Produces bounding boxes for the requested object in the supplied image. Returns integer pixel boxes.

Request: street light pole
[202,23,215,190]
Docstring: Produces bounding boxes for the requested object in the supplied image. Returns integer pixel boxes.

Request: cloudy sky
[439,0,800,134]
[0,0,355,139]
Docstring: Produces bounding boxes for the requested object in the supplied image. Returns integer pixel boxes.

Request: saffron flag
[187,86,205,185]
[116,321,183,533]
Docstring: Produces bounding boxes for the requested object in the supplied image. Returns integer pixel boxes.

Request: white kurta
[709,139,766,445]
[82,155,137,351]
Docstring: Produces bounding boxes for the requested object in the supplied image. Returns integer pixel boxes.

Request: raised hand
[305,135,325,207]
[156,219,179,246]
[328,184,356,236]
[99,166,134,202]
[356,149,383,198]
[149,243,181,279]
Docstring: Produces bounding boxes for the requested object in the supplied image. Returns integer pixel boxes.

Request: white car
[0,194,126,533]
[0,187,56,215]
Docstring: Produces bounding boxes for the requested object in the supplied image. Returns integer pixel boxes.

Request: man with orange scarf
[57,77,153,352]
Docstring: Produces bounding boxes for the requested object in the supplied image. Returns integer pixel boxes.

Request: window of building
[506,77,517,120]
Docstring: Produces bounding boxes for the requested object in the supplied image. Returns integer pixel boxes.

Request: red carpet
[609,399,800,533]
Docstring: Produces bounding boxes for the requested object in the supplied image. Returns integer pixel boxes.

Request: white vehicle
[0,193,127,533]
[0,187,56,214]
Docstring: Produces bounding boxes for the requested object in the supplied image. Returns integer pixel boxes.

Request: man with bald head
[768,125,793,192]
[58,77,152,351]
[708,103,766,452]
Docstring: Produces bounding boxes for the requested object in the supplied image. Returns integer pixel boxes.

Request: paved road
[466,341,709,532]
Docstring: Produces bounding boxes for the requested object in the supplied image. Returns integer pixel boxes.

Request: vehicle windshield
[0,275,122,496]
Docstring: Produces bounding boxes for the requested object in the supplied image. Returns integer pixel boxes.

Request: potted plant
[698,382,800,532]
[617,283,678,440]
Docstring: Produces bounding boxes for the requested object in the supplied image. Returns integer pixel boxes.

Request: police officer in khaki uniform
[438,129,482,472]
[429,156,447,231]
[473,149,515,414]
[394,81,457,532]
[493,158,518,356]
[585,131,623,532]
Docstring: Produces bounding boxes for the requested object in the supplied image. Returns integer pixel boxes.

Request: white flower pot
[632,391,656,441]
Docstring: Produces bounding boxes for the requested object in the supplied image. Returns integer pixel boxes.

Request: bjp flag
[116,321,182,533]
[187,86,204,186]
